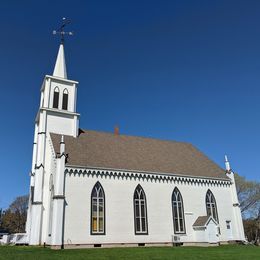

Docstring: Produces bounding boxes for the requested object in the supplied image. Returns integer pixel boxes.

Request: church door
[207,221,218,243]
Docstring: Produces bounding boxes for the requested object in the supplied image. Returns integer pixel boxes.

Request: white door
[207,222,218,243]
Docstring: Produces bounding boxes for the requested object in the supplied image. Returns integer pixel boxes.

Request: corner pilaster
[51,136,66,248]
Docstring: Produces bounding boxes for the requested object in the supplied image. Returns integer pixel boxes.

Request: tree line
[235,174,260,244]
[0,195,28,234]
[0,175,259,243]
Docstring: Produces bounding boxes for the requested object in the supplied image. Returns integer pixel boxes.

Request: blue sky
[0,0,259,209]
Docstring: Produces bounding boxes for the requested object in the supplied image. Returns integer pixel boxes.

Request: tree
[243,210,260,245]
[235,174,260,243]
[1,195,29,233]
[0,208,3,228]
[235,174,260,218]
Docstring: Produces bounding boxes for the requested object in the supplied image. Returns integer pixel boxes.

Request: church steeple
[53,43,67,79]
[27,20,79,246]
[35,19,79,137]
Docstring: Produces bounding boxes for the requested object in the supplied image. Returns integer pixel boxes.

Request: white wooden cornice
[65,166,231,187]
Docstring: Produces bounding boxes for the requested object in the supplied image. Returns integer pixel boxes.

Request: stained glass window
[91,182,105,234]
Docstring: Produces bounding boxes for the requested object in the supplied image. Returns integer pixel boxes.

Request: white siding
[63,172,241,245]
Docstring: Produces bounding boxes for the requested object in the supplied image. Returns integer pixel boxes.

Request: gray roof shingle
[50,129,228,180]
[193,216,210,227]
[193,216,218,227]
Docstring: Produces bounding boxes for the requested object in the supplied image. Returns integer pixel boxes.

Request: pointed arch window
[134,185,148,234]
[62,88,68,110]
[91,182,105,235]
[53,87,60,109]
[172,187,186,234]
[206,190,218,223]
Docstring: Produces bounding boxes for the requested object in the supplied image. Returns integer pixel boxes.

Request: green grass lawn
[0,245,259,260]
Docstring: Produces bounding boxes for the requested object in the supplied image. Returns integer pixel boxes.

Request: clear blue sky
[0,0,259,209]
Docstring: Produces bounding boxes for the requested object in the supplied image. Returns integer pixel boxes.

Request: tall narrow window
[172,187,186,234]
[53,87,59,109]
[62,89,68,110]
[91,182,105,235]
[134,185,148,234]
[206,190,218,223]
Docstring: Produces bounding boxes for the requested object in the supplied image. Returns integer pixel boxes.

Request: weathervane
[53,17,73,43]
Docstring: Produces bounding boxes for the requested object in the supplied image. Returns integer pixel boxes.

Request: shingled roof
[50,130,228,180]
[193,216,218,227]
[193,216,210,227]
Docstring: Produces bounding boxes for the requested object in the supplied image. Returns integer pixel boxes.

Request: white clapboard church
[25,41,245,249]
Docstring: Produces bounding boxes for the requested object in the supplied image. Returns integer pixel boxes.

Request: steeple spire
[52,18,73,79]
[53,43,67,79]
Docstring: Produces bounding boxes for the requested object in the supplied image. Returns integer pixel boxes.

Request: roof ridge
[80,128,193,146]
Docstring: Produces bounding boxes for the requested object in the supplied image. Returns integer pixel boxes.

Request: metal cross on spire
[53,17,73,43]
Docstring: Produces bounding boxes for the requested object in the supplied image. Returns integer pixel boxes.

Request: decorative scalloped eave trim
[64,167,231,187]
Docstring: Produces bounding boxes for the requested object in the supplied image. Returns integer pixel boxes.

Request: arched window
[91,182,105,234]
[172,187,185,234]
[62,89,68,110]
[53,87,60,109]
[206,190,218,223]
[134,185,148,234]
